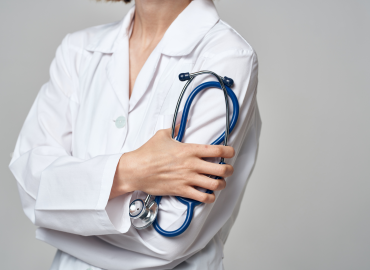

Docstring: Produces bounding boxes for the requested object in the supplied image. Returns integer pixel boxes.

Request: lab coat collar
[160,0,220,56]
[85,0,220,56]
[85,6,135,53]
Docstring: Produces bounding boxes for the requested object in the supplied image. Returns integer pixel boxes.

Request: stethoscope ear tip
[179,72,191,81]
[222,76,234,87]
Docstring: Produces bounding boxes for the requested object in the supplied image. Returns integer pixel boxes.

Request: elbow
[11,174,38,226]
[21,198,37,225]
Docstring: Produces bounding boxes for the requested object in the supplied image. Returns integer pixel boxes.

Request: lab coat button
[115,116,126,129]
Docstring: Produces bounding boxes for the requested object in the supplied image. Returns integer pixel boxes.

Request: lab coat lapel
[106,38,130,118]
[128,49,161,113]
[130,57,176,151]
[130,58,193,151]
[84,6,134,119]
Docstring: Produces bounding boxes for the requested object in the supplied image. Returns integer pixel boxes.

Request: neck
[131,0,191,49]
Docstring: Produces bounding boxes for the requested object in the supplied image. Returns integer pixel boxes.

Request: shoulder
[53,20,122,79]
[62,20,122,52]
[190,20,259,102]
[197,20,257,63]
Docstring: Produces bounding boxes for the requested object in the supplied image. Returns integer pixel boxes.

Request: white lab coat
[9,0,261,269]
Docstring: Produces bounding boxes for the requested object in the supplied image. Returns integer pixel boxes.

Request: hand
[110,125,235,203]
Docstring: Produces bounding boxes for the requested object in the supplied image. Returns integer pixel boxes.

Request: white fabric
[50,250,101,270]
[9,0,261,269]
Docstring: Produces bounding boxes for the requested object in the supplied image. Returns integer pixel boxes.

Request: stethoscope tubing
[177,81,240,145]
[152,80,239,237]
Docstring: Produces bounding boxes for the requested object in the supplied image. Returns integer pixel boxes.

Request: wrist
[110,152,137,200]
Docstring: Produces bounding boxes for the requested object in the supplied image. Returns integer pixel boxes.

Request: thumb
[166,119,188,138]
[173,123,181,138]
[164,123,181,138]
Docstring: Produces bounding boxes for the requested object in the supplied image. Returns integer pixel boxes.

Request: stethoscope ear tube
[176,81,239,146]
[152,77,239,237]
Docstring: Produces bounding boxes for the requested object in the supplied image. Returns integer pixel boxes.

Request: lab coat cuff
[96,153,132,234]
[96,153,123,210]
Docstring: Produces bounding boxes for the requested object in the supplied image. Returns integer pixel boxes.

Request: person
[9,0,261,269]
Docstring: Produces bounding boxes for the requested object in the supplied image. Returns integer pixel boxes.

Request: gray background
[0,0,369,269]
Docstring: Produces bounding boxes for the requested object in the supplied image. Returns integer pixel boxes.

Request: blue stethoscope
[129,70,239,237]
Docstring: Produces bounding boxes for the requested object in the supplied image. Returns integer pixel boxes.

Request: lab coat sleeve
[9,35,126,236]
[148,48,260,260]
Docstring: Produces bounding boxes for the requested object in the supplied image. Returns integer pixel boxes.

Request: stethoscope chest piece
[129,196,158,230]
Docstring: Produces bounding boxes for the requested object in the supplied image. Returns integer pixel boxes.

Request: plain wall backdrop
[1,0,369,269]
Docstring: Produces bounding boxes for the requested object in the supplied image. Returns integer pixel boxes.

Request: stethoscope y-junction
[129,70,240,237]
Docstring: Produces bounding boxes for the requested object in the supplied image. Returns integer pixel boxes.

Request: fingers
[181,186,216,204]
[194,159,234,178]
[171,175,226,203]
[190,144,235,159]
[189,174,226,191]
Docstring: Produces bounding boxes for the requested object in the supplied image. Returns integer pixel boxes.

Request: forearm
[109,125,234,203]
